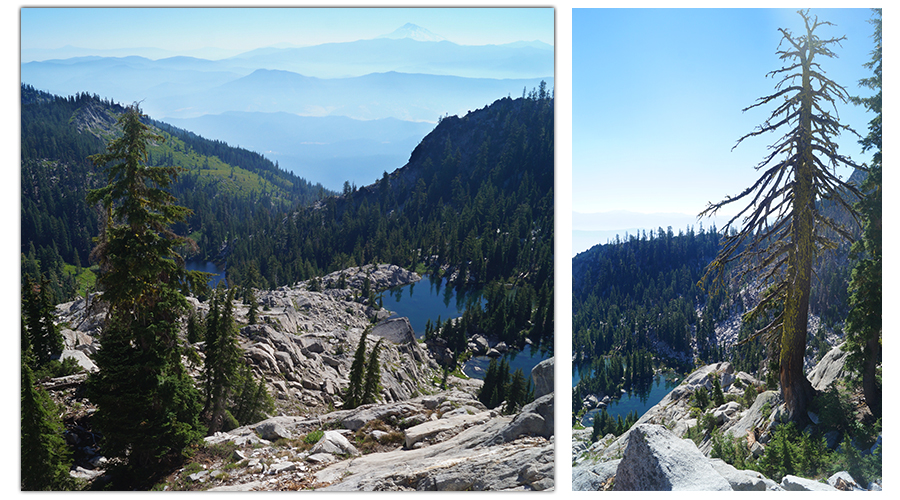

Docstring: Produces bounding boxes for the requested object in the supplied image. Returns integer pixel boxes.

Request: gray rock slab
[780,474,838,491]
[572,459,620,491]
[371,316,416,344]
[531,357,554,399]
[404,411,493,448]
[708,458,768,491]
[613,424,732,491]
[310,430,360,456]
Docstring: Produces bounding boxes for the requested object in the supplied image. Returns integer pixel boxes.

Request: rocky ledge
[185,357,554,491]
[573,347,881,491]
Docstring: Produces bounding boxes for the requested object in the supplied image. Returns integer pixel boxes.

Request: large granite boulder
[489,393,554,445]
[613,424,732,490]
[531,356,554,399]
[807,344,850,391]
[310,430,360,457]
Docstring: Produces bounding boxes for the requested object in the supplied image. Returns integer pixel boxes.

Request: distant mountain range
[22,24,553,190]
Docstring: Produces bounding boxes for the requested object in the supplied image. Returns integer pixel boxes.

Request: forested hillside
[224,88,555,352]
[572,228,727,407]
[20,84,331,303]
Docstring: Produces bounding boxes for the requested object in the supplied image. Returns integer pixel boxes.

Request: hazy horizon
[21,7,554,63]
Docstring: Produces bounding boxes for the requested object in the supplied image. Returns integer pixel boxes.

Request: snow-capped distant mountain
[377,23,446,42]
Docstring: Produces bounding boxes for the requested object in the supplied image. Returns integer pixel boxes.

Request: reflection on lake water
[578,372,680,426]
[380,274,550,380]
[380,275,483,339]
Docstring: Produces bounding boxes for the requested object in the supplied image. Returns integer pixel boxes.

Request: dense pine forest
[572,228,726,411]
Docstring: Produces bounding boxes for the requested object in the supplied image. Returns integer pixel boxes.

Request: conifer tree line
[590,408,639,443]
[573,228,726,368]
[477,357,534,414]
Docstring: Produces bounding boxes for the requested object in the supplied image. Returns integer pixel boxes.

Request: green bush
[304,430,324,445]
[752,423,830,481]
[828,434,882,487]
[710,429,752,470]
[742,384,758,408]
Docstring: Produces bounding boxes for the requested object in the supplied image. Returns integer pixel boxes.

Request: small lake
[462,347,549,381]
[379,274,551,380]
[185,260,227,288]
[578,372,680,427]
[380,275,483,339]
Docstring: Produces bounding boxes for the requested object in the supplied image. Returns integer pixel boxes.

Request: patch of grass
[62,263,97,296]
[204,441,238,462]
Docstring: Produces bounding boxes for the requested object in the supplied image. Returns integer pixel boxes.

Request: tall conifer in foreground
[84,104,207,484]
[846,8,882,418]
[701,10,863,421]
[361,338,384,405]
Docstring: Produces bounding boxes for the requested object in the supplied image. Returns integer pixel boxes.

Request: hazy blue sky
[20,7,553,59]
[573,8,878,220]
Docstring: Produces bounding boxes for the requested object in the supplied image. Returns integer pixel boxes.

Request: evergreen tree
[246,288,259,325]
[202,286,242,434]
[185,310,204,345]
[712,374,726,407]
[84,104,206,483]
[701,10,863,421]
[344,327,370,409]
[361,339,383,405]
[229,363,275,427]
[20,337,73,490]
[22,274,64,367]
[506,368,528,414]
[845,8,882,419]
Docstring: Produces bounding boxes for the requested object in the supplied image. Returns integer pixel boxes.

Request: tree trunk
[863,335,882,418]
[780,42,816,423]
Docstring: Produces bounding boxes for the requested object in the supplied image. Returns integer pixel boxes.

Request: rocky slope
[50,263,554,490]
[572,349,881,491]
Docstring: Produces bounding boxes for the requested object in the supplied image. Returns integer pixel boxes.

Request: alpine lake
[379,274,551,381]
[573,364,681,426]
